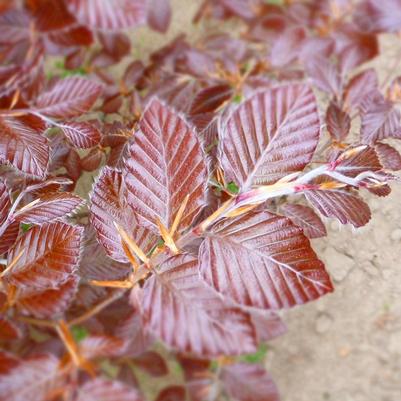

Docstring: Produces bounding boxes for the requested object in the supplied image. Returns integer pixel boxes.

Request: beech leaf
[147,0,171,33]
[68,0,147,31]
[0,317,22,341]
[0,115,49,178]
[221,364,280,401]
[138,254,257,356]
[343,69,378,111]
[60,121,101,149]
[90,167,155,263]
[375,143,401,170]
[14,192,84,225]
[0,353,63,401]
[219,84,320,189]
[3,221,83,289]
[0,220,19,256]
[124,98,207,232]
[199,211,333,309]
[0,178,11,227]
[305,189,371,228]
[16,275,79,318]
[156,386,186,401]
[326,102,351,142]
[132,351,169,377]
[281,204,327,239]
[75,378,142,401]
[35,77,103,119]
[360,93,400,144]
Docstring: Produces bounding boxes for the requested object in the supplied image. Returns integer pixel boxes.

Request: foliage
[0,0,401,400]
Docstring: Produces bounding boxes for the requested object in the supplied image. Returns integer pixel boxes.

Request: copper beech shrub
[1,0,401,400]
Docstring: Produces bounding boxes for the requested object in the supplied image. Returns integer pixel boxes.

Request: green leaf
[71,325,89,343]
[239,343,268,364]
[100,359,120,379]
[21,223,33,232]
[232,94,242,104]
[226,181,240,194]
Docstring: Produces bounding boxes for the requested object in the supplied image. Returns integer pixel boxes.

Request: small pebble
[315,313,333,334]
[324,247,354,282]
[390,228,401,241]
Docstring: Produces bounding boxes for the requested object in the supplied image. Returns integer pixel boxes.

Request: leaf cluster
[1,1,401,401]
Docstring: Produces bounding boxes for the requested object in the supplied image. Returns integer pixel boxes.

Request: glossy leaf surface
[305,189,371,228]
[200,211,332,309]
[219,84,320,189]
[90,167,155,263]
[124,99,207,232]
[60,121,101,149]
[4,222,83,289]
[0,115,48,178]
[221,364,280,401]
[75,378,142,401]
[281,204,327,239]
[14,193,83,225]
[68,0,147,30]
[35,77,103,119]
[139,254,257,356]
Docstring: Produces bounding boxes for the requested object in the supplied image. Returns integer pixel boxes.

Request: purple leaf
[138,254,257,356]
[35,77,103,119]
[281,204,327,239]
[14,193,84,225]
[90,167,155,263]
[220,84,320,189]
[68,0,147,31]
[124,99,207,232]
[221,364,280,401]
[326,102,350,142]
[0,115,49,178]
[305,189,371,228]
[147,0,171,33]
[199,211,333,310]
[60,121,101,149]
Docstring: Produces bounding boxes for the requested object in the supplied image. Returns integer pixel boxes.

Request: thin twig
[68,289,126,326]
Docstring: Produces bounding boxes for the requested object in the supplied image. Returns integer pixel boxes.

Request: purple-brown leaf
[14,192,83,225]
[75,378,142,401]
[147,0,171,33]
[35,77,103,119]
[156,386,186,401]
[221,364,280,401]
[138,254,257,356]
[90,167,155,263]
[60,121,101,149]
[68,0,147,31]
[0,353,63,401]
[360,92,400,144]
[0,115,49,178]
[343,69,378,111]
[305,189,371,228]
[219,84,320,189]
[375,143,401,170]
[326,102,351,142]
[16,275,79,318]
[3,222,83,289]
[281,204,327,239]
[124,99,207,232]
[199,211,332,310]
[0,178,11,227]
